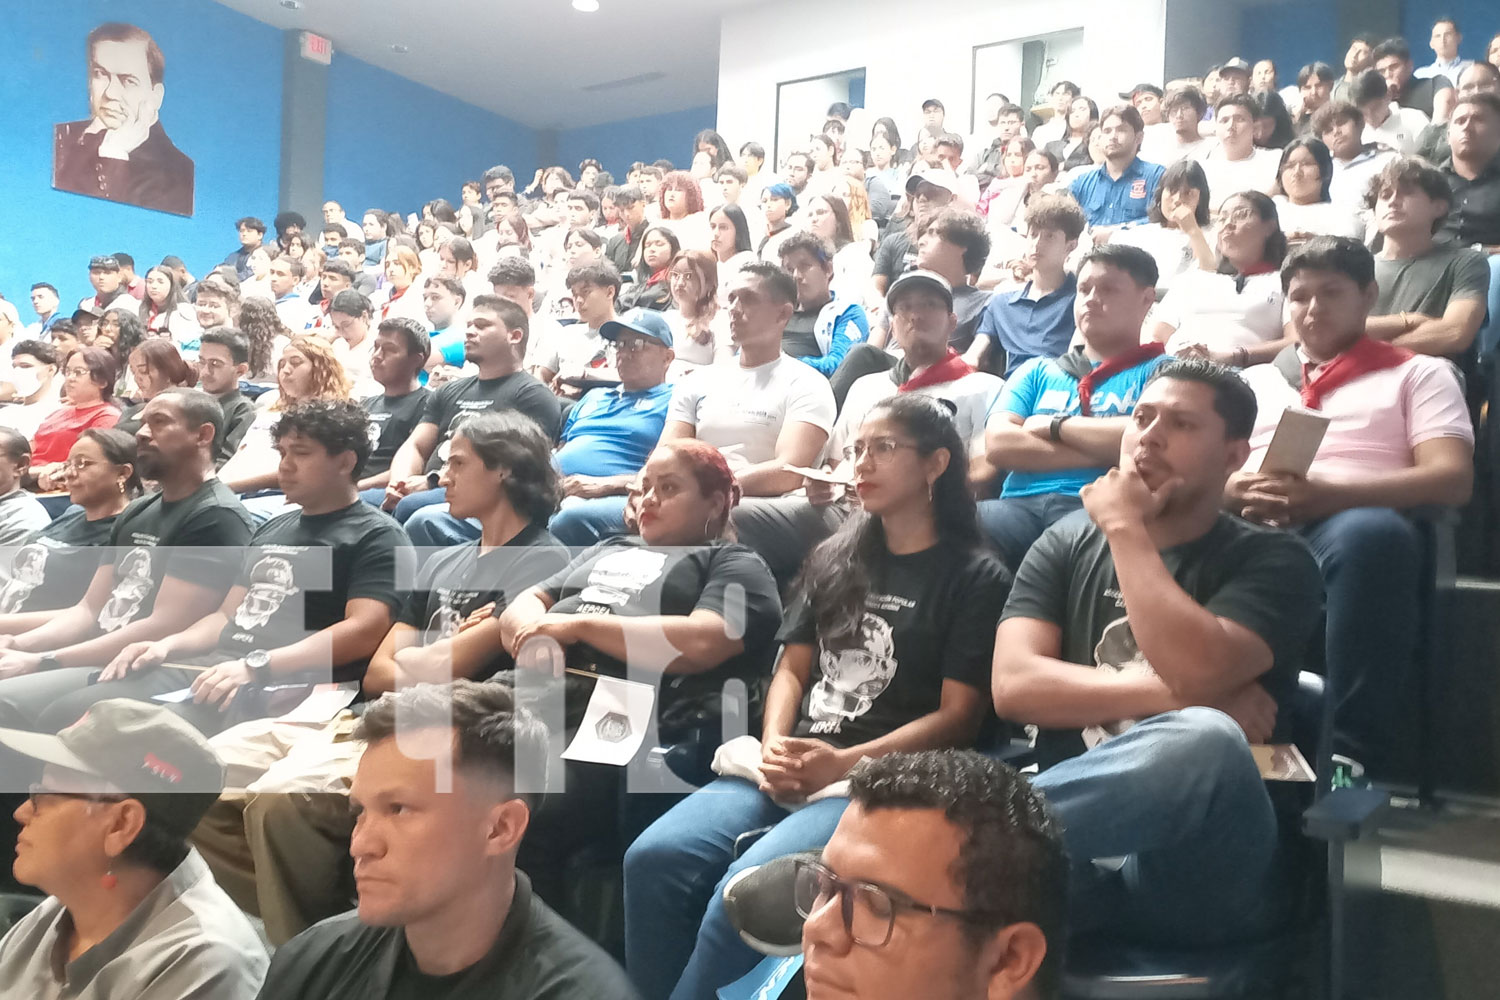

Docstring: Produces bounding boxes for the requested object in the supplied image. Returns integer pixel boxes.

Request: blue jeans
[1032,707,1283,946]
[1479,256,1500,361]
[548,495,630,546]
[623,777,849,1000]
[387,486,447,524]
[978,493,1085,570]
[1298,507,1421,780]
[404,502,481,546]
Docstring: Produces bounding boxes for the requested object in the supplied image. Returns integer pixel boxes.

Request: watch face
[247,651,271,670]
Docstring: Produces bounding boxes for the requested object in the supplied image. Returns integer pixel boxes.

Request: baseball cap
[886,269,953,310]
[904,169,961,198]
[1219,57,1252,76]
[921,98,945,111]
[0,700,225,833]
[88,255,120,272]
[601,308,674,349]
[1121,83,1165,100]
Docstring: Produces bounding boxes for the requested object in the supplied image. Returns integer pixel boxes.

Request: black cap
[88,255,120,272]
[922,98,945,111]
[1219,57,1252,76]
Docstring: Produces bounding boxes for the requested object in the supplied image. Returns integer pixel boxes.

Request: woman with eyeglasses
[30,348,121,492]
[623,394,1011,1000]
[497,439,782,927]
[1149,190,1292,367]
[663,250,730,370]
[0,430,140,628]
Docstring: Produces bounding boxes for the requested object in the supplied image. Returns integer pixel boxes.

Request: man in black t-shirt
[1372,37,1455,121]
[358,318,432,498]
[0,389,254,729]
[56,400,410,735]
[382,295,560,527]
[199,326,256,468]
[995,360,1323,950]
[255,682,639,1000]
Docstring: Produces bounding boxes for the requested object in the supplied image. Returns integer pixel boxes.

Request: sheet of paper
[1251,742,1316,782]
[783,464,851,485]
[150,687,196,704]
[276,682,360,724]
[561,675,657,767]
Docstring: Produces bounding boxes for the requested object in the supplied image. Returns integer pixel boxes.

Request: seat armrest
[1302,786,1389,843]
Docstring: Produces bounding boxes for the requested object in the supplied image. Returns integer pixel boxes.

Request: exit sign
[299,31,333,65]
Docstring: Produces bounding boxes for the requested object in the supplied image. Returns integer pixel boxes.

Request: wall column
[279,31,329,224]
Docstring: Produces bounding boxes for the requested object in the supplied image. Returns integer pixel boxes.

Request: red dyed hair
[657,439,741,536]
[658,170,705,217]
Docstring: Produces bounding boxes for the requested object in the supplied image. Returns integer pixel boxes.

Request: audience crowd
[0,16,1497,1000]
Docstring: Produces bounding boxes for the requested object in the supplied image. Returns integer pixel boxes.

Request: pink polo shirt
[1242,351,1473,482]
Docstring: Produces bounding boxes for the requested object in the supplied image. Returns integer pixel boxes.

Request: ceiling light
[279,0,302,9]
[572,0,600,12]
[390,43,409,53]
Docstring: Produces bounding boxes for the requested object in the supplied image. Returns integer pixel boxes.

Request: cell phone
[1259,406,1330,477]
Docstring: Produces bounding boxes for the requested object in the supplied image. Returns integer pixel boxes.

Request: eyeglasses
[27,783,123,811]
[1216,207,1258,226]
[842,438,917,465]
[614,338,661,354]
[61,458,102,475]
[793,858,1000,947]
[62,367,94,379]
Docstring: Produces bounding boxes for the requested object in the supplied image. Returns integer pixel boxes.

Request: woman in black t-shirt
[0,429,141,628]
[623,395,1013,1000]
[497,438,782,924]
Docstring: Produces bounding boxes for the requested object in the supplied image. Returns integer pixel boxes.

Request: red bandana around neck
[1075,343,1165,415]
[1301,336,1413,410]
[899,348,975,393]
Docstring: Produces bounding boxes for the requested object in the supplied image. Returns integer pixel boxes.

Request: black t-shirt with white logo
[780,540,1011,750]
[216,501,410,681]
[419,372,562,473]
[0,510,117,615]
[363,388,431,479]
[397,523,568,680]
[1001,510,1324,765]
[97,479,255,632]
[535,536,782,739]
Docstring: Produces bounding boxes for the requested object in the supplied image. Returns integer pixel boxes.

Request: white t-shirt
[1156,270,1285,355]
[666,354,836,472]
[0,395,64,440]
[1329,148,1397,212]
[1197,147,1280,210]
[1110,223,1211,294]
[1140,126,1216,166]
[333,334,380,398]
[832,368,1002,462]
[530,323,610,381]
[1362,104,1429,156]
[664,309,730,369]
[1272,197,1366,240]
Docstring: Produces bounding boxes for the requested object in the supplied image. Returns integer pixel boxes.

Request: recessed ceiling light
[390,43,409,53]
[279,0,302,9]
[572,0,600,12]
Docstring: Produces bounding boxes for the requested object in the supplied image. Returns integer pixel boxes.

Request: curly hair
[450,410,561,525]
[235,297,292,380]
[272,398,373,481]
[796,394,981,648]
[658,170,705,219]
[275,335,352,410]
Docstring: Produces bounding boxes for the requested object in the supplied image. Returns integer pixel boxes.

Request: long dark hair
[138,266,186,324]
[1217,190,1288,275]
[709,203,754,255]
[1148,159,1212,228]
[1274,137,1334,203]
[78,427,143,497]
[1252,90,1296,149]
[694,129,733,169]
[450,410,560,525]
[796,395,978,648]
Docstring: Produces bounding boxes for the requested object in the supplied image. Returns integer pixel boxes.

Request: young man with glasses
[197,327,255,468]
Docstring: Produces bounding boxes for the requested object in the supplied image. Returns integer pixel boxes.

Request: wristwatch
[38,654,60,672]
[245,650,272,684]
[1049,414,1072,443]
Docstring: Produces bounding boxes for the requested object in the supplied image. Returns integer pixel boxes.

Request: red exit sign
[299,31,333,65]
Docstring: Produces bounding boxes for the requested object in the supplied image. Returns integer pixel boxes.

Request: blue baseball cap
[600,308,674,349]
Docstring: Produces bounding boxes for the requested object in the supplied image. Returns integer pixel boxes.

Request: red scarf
[899,349,974,393]
[1076,343,1165,416]
[1301,336,1413,410]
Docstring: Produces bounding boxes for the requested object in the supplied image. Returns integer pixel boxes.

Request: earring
[117,479,126,494]
[100,866,117,891]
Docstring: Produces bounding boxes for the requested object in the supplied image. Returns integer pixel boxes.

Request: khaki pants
[191,714,361,945]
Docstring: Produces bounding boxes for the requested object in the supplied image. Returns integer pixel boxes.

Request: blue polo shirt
[975,273,1077,378]
[992,351,1172,498]
[1069,157,1165,227]
[555,382,674,477]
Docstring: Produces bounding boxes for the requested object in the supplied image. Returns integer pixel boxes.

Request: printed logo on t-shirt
[576,549,669,615]
[233,556,299,630]
[99,546,155,630]
[1081,615,1156,749]
[0,543,49,614]
[807,611,898,734]
[366,414,387,447]
[1130,179,1147,199]
[426,588,481,640]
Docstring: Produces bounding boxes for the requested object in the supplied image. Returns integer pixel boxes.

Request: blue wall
[0,0,283,310]
[1239,2,1339,80]
[556,104,719,182]
[1401,2,1497,66]
[324,55,537,220]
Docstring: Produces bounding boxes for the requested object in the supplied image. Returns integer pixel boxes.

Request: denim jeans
[389,486,448,524]
[548,495,630,546]
[623,777,849,1000]
[977,492,1085,570]
[1478,256,1500,361]
[1032,707,1284,947]
[1298,507,1422,781]
[404,502,481,546]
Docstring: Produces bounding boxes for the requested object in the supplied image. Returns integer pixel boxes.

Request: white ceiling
[214,0,759,129]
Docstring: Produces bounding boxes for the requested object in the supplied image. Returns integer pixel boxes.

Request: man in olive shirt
[256,681,638,1000]
[198,327,256,468]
